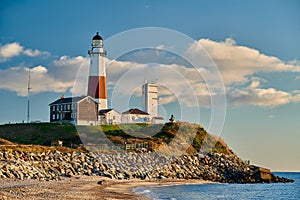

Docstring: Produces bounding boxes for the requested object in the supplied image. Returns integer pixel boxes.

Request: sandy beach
[0,176,213,200]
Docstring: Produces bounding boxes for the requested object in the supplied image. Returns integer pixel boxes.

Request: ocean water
[135,172,300,200]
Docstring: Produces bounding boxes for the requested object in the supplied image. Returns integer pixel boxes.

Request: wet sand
[0,176,213,200]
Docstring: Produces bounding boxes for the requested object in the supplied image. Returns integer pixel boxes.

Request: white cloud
[182,37,300,107]
[228,80,300,107]
[51,55,89,82]
[0,42,49,62]
[30,65,48,74]
[76,54,300,108]
[1,38,300,108]
[23,49,46,57]
[0,42,23,60]
[159,95,177,105]
[104,60,213,108]
[249,80,260,89]
[54,55,87,67]
[97,38,300,108]
[291,93,300,103]
[0,55,88,96]
[0,65,73,96]
[188,38,300,85]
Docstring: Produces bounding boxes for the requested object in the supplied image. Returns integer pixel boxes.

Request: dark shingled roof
[99,108,113,115]
[122,108,149,115]
[49,96,86,105]
[92,32,103,40]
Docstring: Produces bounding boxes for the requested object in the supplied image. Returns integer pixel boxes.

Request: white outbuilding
[99,108,121,124]
[121,108,151,124]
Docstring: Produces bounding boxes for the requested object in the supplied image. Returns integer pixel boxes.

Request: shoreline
[110,178,215,200]
[0,176,214,200]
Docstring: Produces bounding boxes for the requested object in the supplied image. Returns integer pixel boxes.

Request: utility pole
[27,68,31,123]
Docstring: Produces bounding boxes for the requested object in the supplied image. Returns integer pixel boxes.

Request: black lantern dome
[92,32,102,40]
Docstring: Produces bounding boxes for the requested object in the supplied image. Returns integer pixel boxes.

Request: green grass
[0,122,232,155]
[0,123,77,145]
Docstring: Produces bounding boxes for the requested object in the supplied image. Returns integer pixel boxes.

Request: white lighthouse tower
[87,32,108,111]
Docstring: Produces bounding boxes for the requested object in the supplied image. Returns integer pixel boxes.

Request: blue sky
[0,0,299,171]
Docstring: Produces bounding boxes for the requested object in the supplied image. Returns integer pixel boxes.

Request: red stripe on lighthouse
[87,76,107,99]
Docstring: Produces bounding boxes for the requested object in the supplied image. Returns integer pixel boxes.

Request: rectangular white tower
[142,82,158,117]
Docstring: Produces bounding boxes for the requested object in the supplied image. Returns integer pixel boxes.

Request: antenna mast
[27,68,31,123]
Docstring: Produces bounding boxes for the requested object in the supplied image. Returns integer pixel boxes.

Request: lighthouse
[87,32,108,111]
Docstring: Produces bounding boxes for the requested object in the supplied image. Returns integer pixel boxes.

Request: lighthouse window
[52,106,55,111]
[52,114,55,120]
[67,104,70,110]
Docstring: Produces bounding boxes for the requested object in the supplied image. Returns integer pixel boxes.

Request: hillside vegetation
[0,122,232,155]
